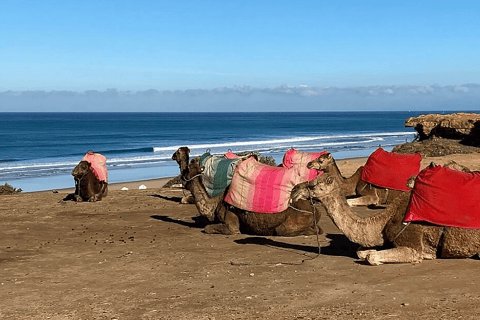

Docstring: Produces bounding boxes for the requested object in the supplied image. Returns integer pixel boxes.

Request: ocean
[0,112,424,192]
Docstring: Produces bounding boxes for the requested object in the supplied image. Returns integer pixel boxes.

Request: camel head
[72,161,91,180]
[305,172,340,200]
[307,153,334,171]
[172,147,190,176]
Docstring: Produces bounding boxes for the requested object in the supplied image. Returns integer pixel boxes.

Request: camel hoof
[357,249,376,260]
[74,195,83,202]
[366,253,383,266]
[181,195,194,204]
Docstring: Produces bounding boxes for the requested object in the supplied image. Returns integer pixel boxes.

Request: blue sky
[1,1,479,111]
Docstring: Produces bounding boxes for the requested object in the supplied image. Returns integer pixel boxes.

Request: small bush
[0,182,22,195]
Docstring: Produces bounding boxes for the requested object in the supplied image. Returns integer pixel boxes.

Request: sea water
[0,112,424,192]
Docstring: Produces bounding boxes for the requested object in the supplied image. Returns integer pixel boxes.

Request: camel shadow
[62,193,76,201]
[150,215,209,229]
[234,233,360,259]
[148,193,184,203]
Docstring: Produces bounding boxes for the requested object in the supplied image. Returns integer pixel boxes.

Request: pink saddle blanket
[82,152,108,182]
[282,148,328,181]
[404,165,480,229]
[225,156,322,213]
[361,148,421,192]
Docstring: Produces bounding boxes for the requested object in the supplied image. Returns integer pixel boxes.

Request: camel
[71,160,108,202]
[305,153,406,207]
[306,153,472,207]
[172,147,323,236]
[171,147,196,204]
[291,167,480,265]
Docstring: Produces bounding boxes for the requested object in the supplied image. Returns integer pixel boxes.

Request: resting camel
[171,147,197,204]
[71,160,108,202]
[306,153,407,207]
[172,147,323,236]
[291,166,480,265]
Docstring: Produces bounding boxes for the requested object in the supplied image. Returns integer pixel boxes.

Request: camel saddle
[82,152,108,182]
[225,154,323,214]
[199,152,244,197]
[282,148,328,180]
[361,148,421,192]
[404,165,480,229]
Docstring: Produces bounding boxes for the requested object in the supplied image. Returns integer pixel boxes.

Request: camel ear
[327,153,332,159]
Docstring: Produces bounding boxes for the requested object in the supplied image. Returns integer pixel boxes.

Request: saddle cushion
[361,148,421,192]
[224,151,239,159]
[282,148,328,180]
[404,165,480,229]
[82,152,108,182]
[225,156,321,213]
[199,153,243,197]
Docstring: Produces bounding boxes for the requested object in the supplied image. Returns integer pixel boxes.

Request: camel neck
[326,162,361,196]
[319,189,389,247]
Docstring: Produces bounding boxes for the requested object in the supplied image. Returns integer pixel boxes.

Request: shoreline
[36,156,371,194]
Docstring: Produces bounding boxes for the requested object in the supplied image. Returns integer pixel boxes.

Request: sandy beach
[2,153,480,319]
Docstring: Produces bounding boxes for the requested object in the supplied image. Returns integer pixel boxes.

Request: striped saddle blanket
[404,165,480,229]
[282,148,328,180]
[225,152,325,214]
[199,152,244,197]
[82,152,108,182]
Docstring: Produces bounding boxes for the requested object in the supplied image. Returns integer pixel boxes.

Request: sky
[1,0,479,111]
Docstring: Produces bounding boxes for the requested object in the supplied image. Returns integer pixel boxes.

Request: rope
[182,173,203,182]
[392,222,410,242]
[382,188,390,205]
[74,170,88,199]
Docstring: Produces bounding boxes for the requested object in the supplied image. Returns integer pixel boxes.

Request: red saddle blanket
[82,152,108,182]
[404,165,480,229]
[361,148,421,191]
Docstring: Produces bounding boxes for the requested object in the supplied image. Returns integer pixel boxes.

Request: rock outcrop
[393,112,480,157]
[405,112,480,145]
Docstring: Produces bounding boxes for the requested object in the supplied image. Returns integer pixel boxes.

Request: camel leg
[357,248,378,260]
[274,210,323,237]
[347,195,380,207]
[91,182,108,202]
[363,247,427,265]
[204,207,240,235]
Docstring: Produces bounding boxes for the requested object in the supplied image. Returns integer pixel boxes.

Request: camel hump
[82,152,108,182]
[361,148,421,191]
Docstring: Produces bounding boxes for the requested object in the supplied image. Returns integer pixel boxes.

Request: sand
[2,154,480,319]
